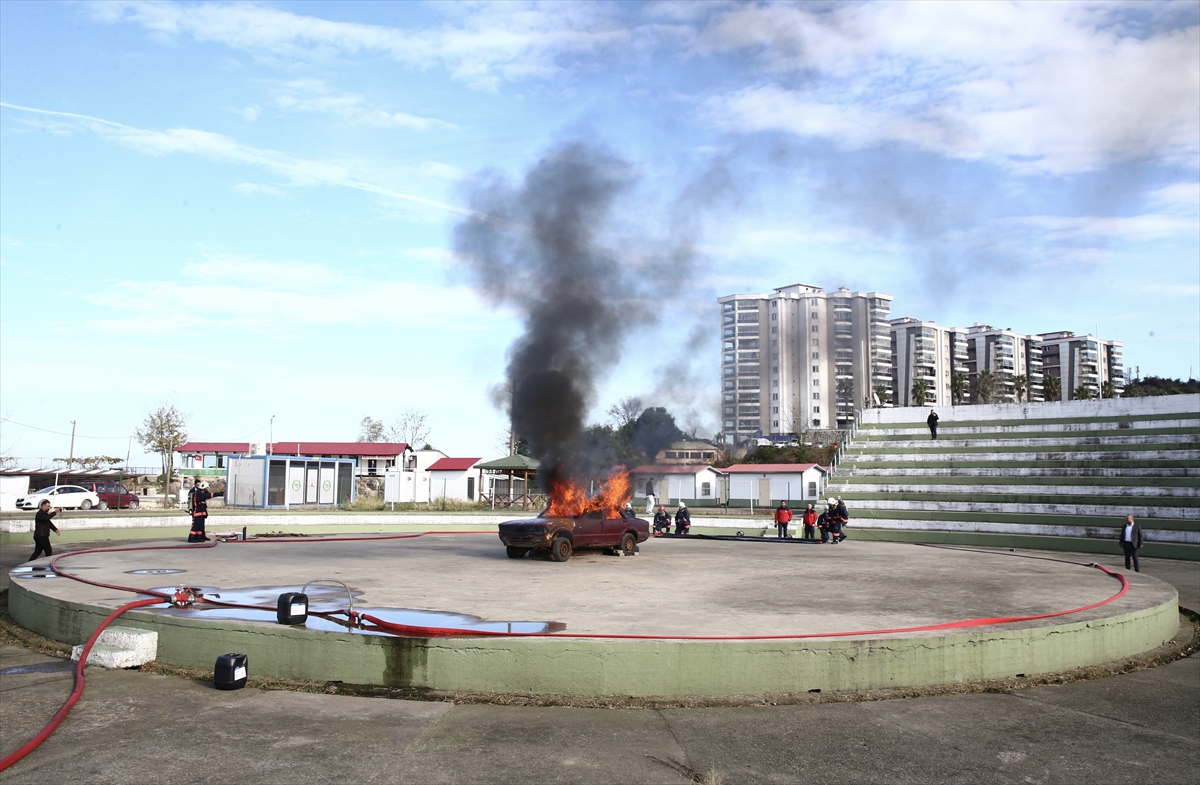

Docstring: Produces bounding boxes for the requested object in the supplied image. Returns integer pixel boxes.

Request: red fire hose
[1,532,1132,772]
[0,597,164,772]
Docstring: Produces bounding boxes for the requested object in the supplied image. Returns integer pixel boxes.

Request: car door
[577,510,604,547]
[57,486,88,508]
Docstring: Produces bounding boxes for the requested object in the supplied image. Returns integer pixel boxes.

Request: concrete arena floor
[10,534,1174,638]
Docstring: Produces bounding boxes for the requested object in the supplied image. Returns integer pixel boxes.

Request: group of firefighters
[646,497,848,543]
[651,502,692,536]
[773,498,849,543]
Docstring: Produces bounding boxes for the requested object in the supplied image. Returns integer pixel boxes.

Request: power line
[0,419,130,440]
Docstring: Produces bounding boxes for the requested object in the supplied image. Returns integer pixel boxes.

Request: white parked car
[16,485,101,511]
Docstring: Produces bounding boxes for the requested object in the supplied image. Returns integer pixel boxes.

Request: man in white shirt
[1119,514,1144,573]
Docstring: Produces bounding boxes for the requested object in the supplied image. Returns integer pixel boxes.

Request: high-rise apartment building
[960,324,1045,404]
[1037,331,1124,400]
[718,284,893,444]
[888,318,969,407]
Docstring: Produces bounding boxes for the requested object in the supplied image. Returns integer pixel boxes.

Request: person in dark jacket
[30,499,60,561]
[927,409,939,440]
[774,501,793,538]
[833,499,850,543]
[652,505,672,536]
[1119,514,1144,572]
[188,481,213,543]
[674,502,691,535]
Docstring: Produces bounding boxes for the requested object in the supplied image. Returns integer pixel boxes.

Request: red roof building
[427,457,482,472]
[178,441,412,475]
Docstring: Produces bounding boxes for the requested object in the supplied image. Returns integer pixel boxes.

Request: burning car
[498,468,648,561]
[499,509,649,561]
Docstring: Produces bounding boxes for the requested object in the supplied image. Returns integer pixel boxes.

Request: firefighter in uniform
[674,502,691,535]
[188,481,213,543]
[653,505,672,536]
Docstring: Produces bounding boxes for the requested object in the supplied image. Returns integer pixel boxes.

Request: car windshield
[59,486,86,493]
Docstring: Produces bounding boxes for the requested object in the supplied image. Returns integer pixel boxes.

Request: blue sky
[2,1,1197,468]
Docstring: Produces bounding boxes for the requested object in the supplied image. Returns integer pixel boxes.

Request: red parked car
[74,481,140,510]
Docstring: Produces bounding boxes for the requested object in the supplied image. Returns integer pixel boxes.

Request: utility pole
[68,420,77,470]
[269,415,275,454]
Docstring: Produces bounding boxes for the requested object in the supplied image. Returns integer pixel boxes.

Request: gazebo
[476,454,542,510]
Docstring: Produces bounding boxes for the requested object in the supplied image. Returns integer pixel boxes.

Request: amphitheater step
[842,450,1200,463]
[848,517,1196,545]
[843,460,1199,472]
[835,470,1200,482]
[836,498,1198,520]
[857,411,1200,430]
[849,439,1195,451]
[857,426,1200,442]
[842,508,1197,535]
[826,485,1199,500]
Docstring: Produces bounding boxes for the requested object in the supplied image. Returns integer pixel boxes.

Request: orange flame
[545,467,631,518]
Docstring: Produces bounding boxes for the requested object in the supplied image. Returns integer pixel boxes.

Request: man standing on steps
[927,409,939,440]
[1120,514,1144,572]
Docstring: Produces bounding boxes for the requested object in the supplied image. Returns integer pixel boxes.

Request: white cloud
[699,2,1200,176]
[0,102,473,217]
[91,1,631,90]
[1146,182,1200,213]
[273,79,455,131]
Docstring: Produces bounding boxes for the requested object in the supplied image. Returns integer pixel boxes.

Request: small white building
[427,457,483,503]
[630,465,726,507]
[723,463,828,507]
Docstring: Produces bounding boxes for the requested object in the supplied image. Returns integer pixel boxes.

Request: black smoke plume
[455,141,706,489]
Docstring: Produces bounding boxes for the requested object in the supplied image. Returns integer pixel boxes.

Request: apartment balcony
[833,301,852,313]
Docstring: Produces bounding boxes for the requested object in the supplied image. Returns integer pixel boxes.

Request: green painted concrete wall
[7,580,1179,697]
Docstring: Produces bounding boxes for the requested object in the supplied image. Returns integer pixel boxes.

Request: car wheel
[98,501,109,510]
[550,535,572,562]
[80,500,93,510]
[128,499,139,510]
[619,533,637,556]
[506,546,528,559]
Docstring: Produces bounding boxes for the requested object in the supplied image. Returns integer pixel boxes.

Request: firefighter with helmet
[188,481,214,543]
[652,505,672,536]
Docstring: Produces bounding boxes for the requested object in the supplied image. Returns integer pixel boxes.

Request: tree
[970,370,997,405]
[137,403,187,482]
[389,408,430,448]
[1013,374,1028,403]
[873,383,892,407]
[357,416,386,442]
[1121,376,1199,397]
[836,377,855,409]
[910,379,931,407]
[605,396,644,429]
[55,455,123,471]
[628,406,684,462]
[1043,373,1062,402]
[951,372,968,405]
[1072,385,1094,401]
[1100,380,1117,399]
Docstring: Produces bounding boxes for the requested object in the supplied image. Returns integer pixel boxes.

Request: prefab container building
[225,455,356,508]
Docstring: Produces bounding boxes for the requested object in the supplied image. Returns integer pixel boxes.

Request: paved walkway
[2,543,1196,784]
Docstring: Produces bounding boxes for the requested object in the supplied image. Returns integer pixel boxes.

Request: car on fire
[498,509,650,562]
